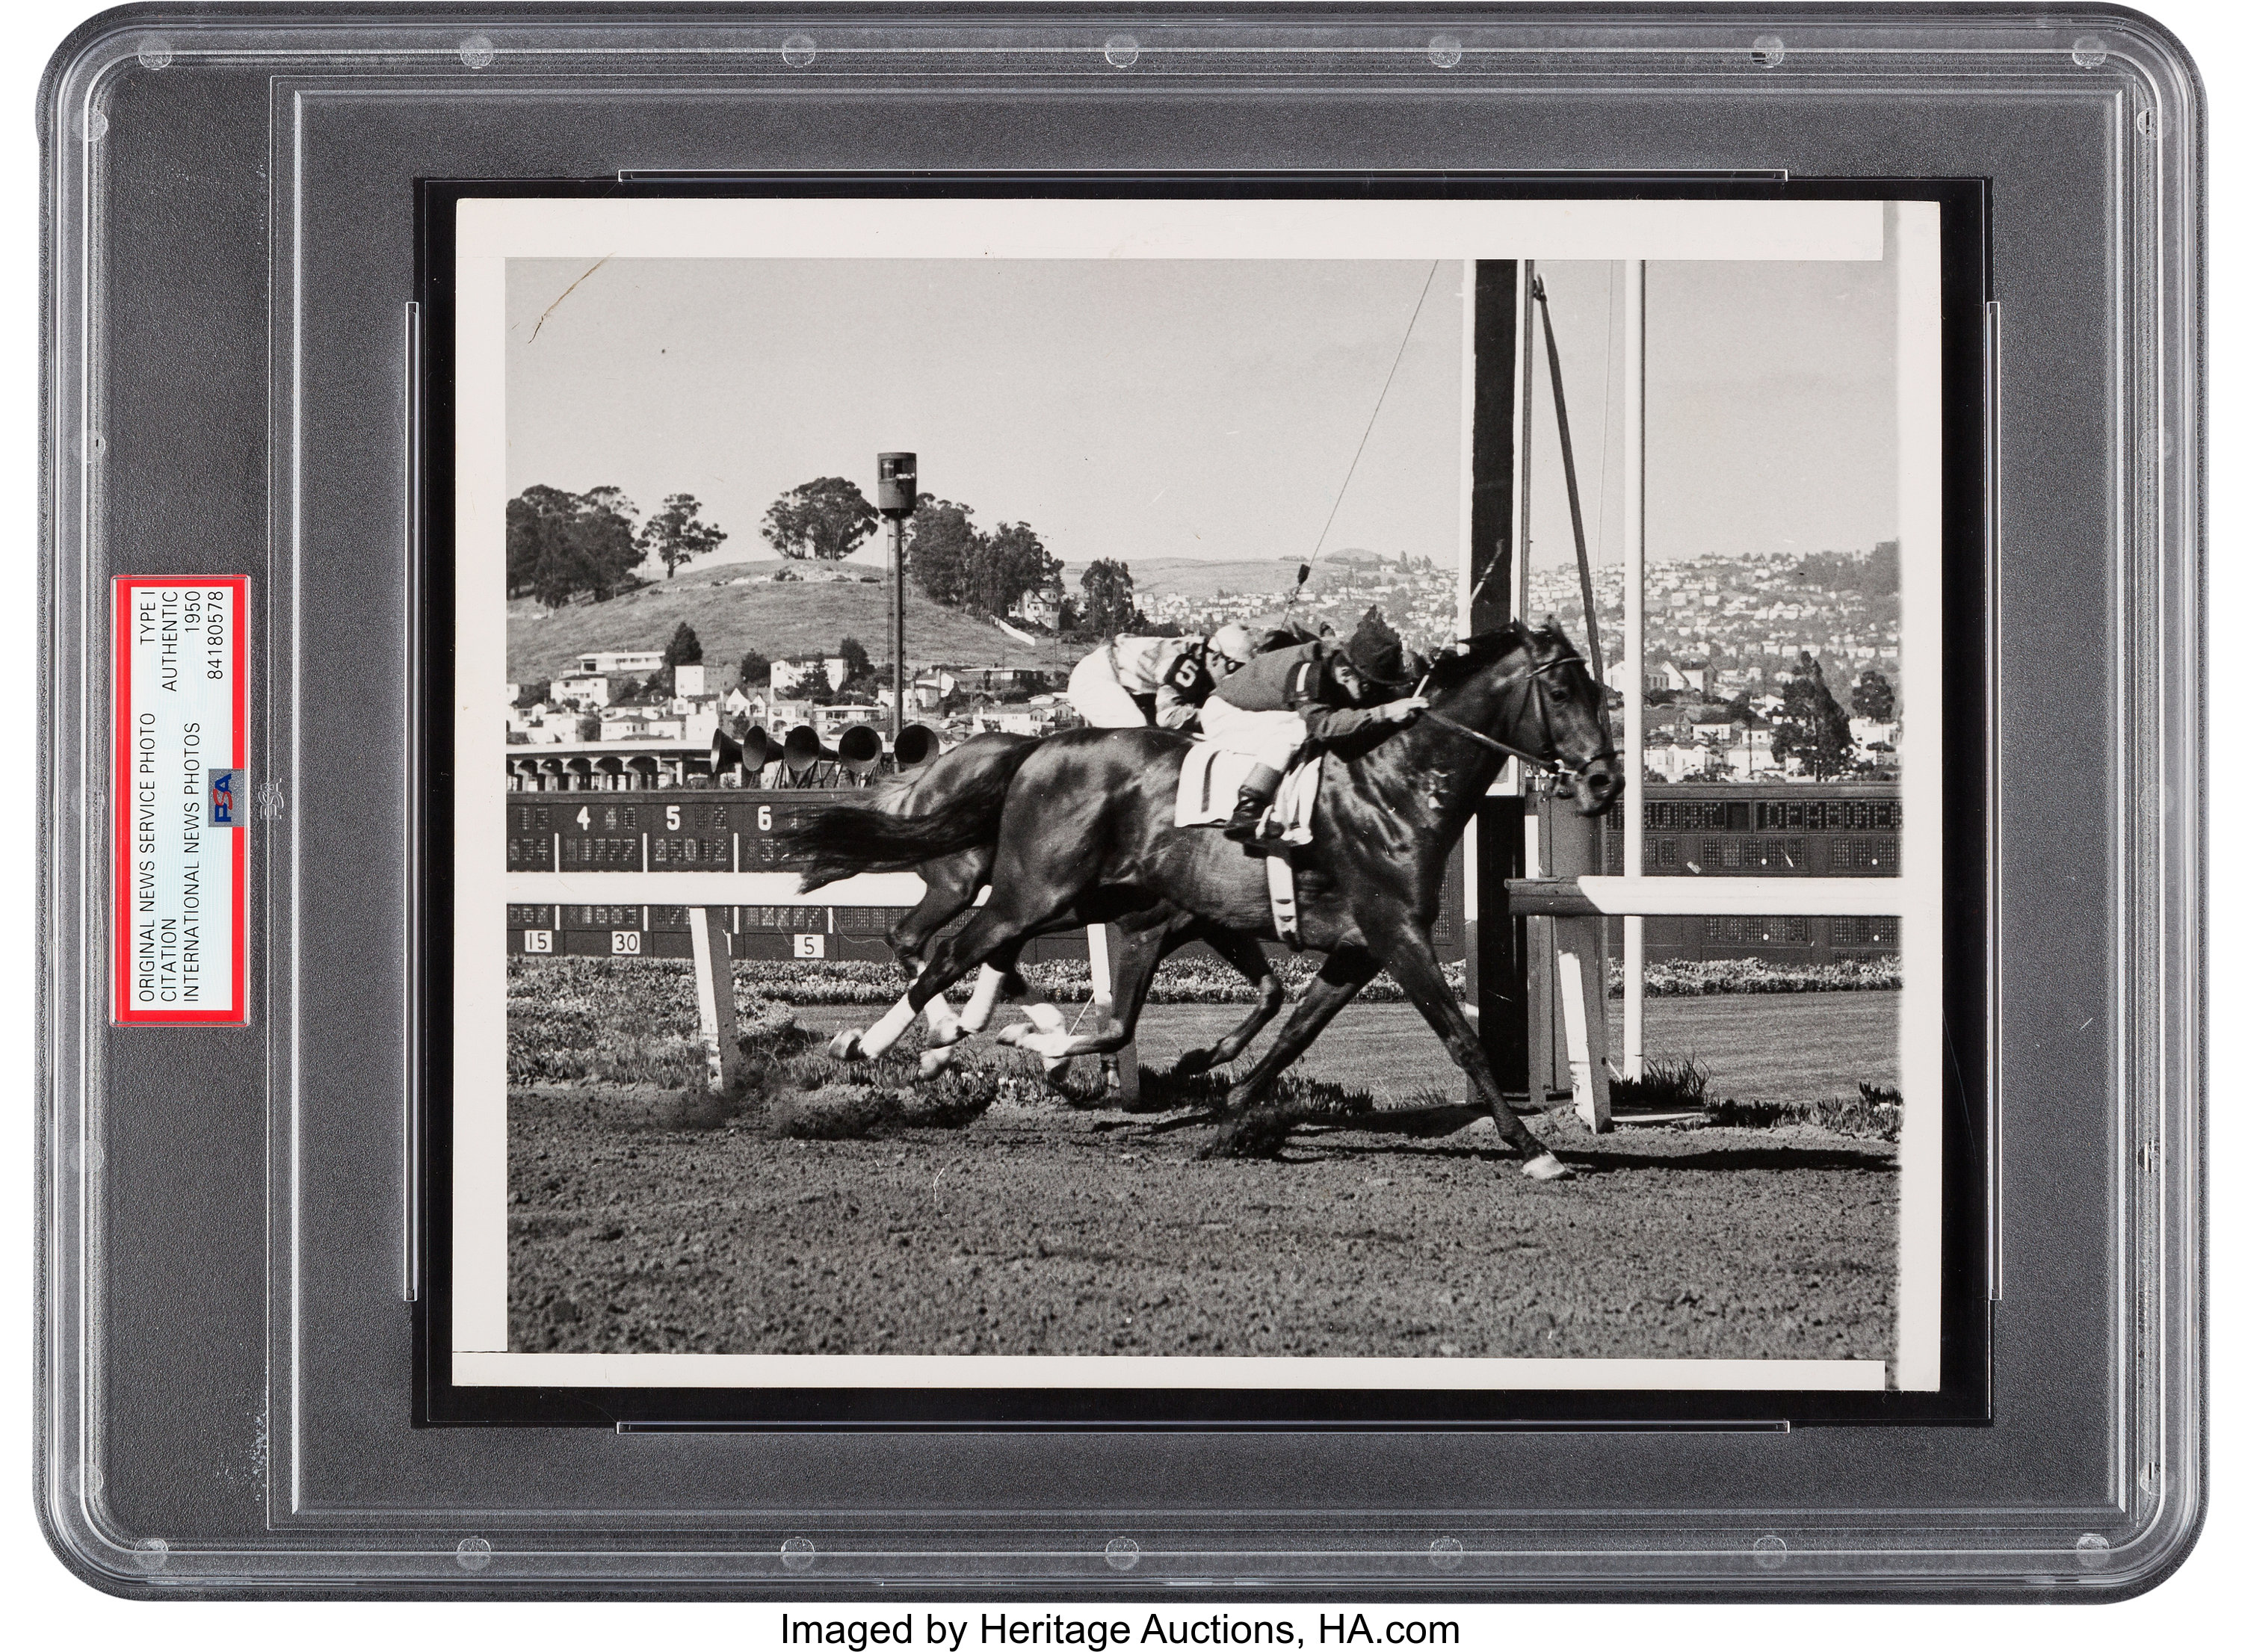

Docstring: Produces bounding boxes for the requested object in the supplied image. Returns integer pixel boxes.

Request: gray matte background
[36,7,2205,1597]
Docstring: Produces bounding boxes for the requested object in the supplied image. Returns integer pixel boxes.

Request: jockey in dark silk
[1199,608,1428,850]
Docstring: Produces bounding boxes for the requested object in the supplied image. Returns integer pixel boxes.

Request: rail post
[685,906,740,1097]
[1085,925,1140,1104]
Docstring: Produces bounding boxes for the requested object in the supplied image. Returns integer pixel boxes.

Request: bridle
[1418,651,1611,782]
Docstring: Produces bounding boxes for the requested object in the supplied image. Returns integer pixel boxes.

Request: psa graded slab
[37,6,2203,1600]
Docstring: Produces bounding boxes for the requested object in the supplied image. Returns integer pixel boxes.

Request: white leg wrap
[1022,1001,1068,1036]
[995,1023,1075,1059]
[957,967,1007,1034]
[920,991,964,1048]
[859,993,919,1059]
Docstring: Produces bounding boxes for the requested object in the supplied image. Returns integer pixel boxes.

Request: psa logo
[209,768,244,829]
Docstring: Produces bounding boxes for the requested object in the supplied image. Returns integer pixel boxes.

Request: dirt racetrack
[507,994,1899,1365]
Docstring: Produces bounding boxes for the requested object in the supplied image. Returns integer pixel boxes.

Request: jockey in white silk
[1064,630,1250,731]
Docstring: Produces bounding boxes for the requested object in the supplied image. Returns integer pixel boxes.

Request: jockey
[1064,627,1256,732]
[1199,608,1428,850]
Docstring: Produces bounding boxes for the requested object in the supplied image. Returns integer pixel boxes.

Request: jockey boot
[1222,764,1285,854]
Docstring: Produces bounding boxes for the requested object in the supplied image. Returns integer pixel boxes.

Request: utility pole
[876,452,917,743]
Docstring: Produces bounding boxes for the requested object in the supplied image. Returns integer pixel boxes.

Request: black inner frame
[414,173,1991,1430]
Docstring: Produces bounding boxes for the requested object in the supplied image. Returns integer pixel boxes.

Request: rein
[1421,708,1564,773]
[1419,652,1595,778]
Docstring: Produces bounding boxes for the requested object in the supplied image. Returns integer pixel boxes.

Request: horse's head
[1427,622,1621,814]
[1521,621,1622,815]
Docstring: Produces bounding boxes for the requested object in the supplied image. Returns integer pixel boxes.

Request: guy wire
[1296,260,1443,602]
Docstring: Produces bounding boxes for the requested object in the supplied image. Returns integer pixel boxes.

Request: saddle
[1175,744,1321,950]
[1176,745,1321,847]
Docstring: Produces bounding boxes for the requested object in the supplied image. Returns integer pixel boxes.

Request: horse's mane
[1421,620,1548,693]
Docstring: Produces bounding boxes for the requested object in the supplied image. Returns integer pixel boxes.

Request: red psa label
[113,577,250,1025]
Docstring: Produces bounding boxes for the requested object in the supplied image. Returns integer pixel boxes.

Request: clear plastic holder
[37,6,2203,1597]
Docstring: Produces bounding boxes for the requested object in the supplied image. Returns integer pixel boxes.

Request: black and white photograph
[447,193,1948,1398]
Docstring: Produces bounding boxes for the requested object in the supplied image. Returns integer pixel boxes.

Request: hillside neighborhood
[504,479,1902,788]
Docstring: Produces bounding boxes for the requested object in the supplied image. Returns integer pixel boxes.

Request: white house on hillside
[1010,581,1064,629]
[770,656,847,695]
[573,650,664,675]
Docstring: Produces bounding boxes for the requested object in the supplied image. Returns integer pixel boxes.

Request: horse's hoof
[1041,1056,1072,1080]
[993,1024,1028,1048]
[1170,1048,1214,1078]
[918,1048,955,1080]
[1521,1152,1572,1181]
[829,1030,863,1060]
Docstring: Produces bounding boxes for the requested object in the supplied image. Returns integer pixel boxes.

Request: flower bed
[1616,956,1902,996]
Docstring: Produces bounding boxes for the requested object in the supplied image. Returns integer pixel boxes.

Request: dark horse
[793,621,1619,1178]
[805,731,1291,1079]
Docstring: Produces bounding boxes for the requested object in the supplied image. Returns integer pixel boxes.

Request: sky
[504,253,1898,575]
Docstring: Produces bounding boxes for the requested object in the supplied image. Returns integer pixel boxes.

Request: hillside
[1067,551,1393,603]
[507,563,1079,688]
[504,552,1410,690]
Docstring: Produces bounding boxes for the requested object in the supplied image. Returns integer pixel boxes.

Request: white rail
[503,871,927,907]
[1572,875,1908,918]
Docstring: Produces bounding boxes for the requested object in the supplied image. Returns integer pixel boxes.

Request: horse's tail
[774,737,1037,891]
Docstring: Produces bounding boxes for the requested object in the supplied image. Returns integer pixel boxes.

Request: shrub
[507,957,806,1089]
[1613,956,1902,997]
[1703,1081,1903,1141]
[1608,1056,1712,1115]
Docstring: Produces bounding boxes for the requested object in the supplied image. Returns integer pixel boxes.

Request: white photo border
[449,192,1939,1393]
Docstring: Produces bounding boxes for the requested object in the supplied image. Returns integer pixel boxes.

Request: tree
[516,680,550,708]
[506,484,577,604]
[1853,667,1896,723]
[1770,652,1856,779]
[639,492,728,579]
[966,521,1060,621]
[505,484,645,606]
[1795,539,1900,595]
[761,476,878,562]
[572,486,646,601]
[837,636,874,687]
[664,622,703,667]
[737,650,771,688]
[905,495,979,607]
[1079,558,1139,637]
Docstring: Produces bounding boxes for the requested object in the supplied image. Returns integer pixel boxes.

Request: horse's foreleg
[1220,948,1380,1113]
[859,891,1056,1061]
[997,970,1069,1038]
[1203,948,1377,1156]
[1173,928,1285,1077]
[1378,921,1565,1179]
[994,921,1176,1062]
[977,967,1072,1078]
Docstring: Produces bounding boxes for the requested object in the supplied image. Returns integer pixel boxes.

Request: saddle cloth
[1174,744,1321,847]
